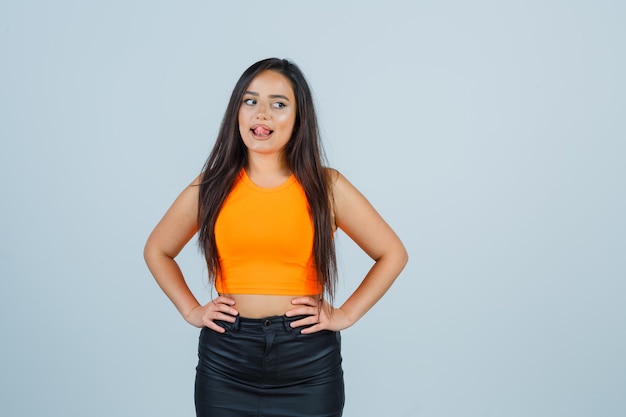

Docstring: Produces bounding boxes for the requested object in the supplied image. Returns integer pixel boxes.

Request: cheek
[238,109,249,128]
[277,112,296,130]
[237,114,248,137]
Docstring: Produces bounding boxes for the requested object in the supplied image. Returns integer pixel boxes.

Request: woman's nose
[256,102,270,120]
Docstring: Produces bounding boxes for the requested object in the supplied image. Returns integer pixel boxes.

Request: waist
[223,294,321,318]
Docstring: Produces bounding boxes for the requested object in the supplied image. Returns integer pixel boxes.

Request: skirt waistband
[218,315,311,334]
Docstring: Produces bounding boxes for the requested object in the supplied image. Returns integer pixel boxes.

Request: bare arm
[288,169,408,332]
[143,177,238,332]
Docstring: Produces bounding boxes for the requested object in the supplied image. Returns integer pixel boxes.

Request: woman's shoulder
[324,167,353,192]
[324,167,341,184]
[191,174,203,186]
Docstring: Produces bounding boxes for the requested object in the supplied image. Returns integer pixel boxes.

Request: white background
[1,1,624,416]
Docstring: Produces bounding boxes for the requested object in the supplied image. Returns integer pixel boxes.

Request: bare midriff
[223,294,321,318]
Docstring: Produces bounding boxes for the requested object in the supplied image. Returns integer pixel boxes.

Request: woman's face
[238,70,297,159]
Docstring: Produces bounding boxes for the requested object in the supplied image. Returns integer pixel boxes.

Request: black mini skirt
[195,315,345,417]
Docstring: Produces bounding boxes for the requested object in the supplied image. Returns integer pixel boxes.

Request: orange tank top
[214,169,322,295]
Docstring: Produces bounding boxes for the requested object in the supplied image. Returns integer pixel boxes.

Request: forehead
[245,70,295,99]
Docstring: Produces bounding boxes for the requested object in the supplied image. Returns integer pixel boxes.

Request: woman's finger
[209,297,239,316]
[300,322,324,335]
[290,296,318,307]
[285,305,318,318]
[289,314,320,328]
[204,320,227,333]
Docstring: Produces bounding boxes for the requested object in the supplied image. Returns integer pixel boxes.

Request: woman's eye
[272,102,286,109]
[244,98,256,105]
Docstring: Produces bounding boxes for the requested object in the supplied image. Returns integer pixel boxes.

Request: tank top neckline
[240,168,296,192]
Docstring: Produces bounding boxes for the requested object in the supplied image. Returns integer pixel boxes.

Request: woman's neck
[245,154,292,188]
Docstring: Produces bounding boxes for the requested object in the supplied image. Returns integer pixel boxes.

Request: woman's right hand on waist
[184,296,239,332]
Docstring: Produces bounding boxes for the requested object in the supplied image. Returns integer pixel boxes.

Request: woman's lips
[252,125,272,137]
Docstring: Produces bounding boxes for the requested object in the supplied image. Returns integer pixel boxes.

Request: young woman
[144,58,408,417]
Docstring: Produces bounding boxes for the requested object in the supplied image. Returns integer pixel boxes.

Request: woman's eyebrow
[269,94,290,101]
[243,91,290,101]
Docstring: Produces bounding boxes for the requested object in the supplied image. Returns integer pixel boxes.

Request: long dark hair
[197,58,337,302]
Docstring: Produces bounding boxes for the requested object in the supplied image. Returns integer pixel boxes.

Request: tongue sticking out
[253,126,271,136]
